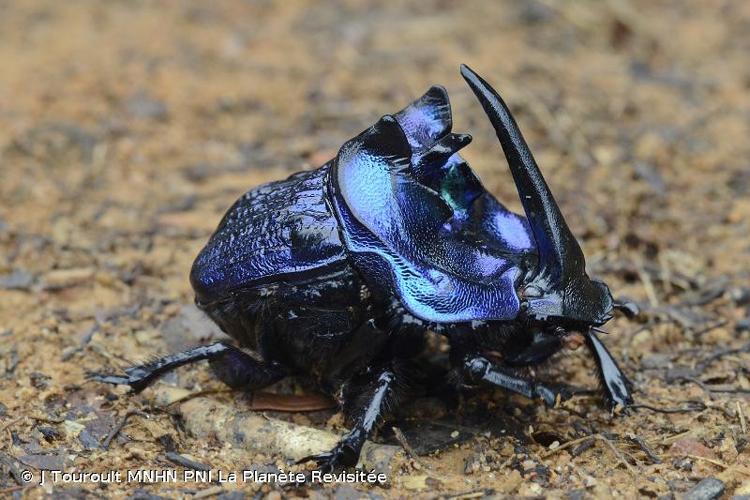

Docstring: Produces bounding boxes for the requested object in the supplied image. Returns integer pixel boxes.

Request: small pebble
[730,287,750,306]
[683,477,725,500]
[521,459,536,471]
[0,270,34,290]
[125,90,168,120]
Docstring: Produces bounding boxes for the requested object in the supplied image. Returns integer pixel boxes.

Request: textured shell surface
[190,165,346,303]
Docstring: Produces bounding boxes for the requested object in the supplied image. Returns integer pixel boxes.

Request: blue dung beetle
[91,65,638,471]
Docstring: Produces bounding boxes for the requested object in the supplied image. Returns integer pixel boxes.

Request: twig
[623,434,661,464]
[1,416,23,451]
[0,485,26,495]
[165,452,211,471]
[658,253,673,296]
[665,454,733,471]
[30,414,64,424]
[392,426,435,474]
[194,486,225,498]
[0,417,23,433]
[738,401,747,434]
[571,439,596,457]
[597,435,638,474]
[445,490,488,500]
[392,427,420,461]
[676,277,728,307]
[101,410,147,450]
[0,452,24,484]
[681,455,750,477]
[631,401,706,414]
[543,433,636,474]
[542,435,595,457]
[672,376,715,400]
[636,260,659,307]
[692,319,728,336]
[697,341,750,371]
[591,260,697,291]
[704,386,750,395]
[658,430,693,445]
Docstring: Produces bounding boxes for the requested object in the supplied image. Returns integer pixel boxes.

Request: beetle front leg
[460,355,571,407]
[298,368,399,472]
[585,331,633,409]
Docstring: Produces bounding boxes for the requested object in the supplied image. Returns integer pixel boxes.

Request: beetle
[90,65,638,471]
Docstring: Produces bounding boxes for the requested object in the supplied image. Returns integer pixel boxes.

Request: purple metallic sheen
[394,85,452,152]
[190,166,347,302]
[330,114,530,322]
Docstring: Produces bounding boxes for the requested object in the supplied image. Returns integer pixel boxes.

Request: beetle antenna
[590,326,610,335]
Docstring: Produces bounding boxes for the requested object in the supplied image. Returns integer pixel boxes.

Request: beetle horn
[460,64,584,284]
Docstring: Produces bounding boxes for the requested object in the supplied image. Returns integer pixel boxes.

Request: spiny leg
[298,367,400,472]
[88,342,286,393]
[585,331,633,409]
[460,355,571,407]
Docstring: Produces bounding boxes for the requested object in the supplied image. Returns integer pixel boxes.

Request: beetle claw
[85,371,151,393]
[604,392,634,414]
[296,453,335,474]
[296,443,358,473]
[534,383,573,408]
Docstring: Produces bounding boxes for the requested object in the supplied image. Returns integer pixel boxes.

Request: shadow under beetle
[91,65,639,471]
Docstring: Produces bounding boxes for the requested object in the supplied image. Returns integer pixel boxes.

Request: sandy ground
[1,0,750,498]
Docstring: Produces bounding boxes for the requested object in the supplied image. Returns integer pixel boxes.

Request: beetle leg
[585,331,633,410]
[461,355,571,407]
[208,347,287,389]
[298,368,399,472]
[88,342,286,393]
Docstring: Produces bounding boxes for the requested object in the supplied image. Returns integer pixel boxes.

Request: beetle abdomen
[190,164,347,303]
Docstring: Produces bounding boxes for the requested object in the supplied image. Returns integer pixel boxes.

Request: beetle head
[461,65,613,327]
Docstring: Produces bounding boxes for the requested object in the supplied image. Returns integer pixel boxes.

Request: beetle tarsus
[296,441,360,473]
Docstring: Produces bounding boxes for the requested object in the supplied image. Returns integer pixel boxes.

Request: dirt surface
[1,1,750,498]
